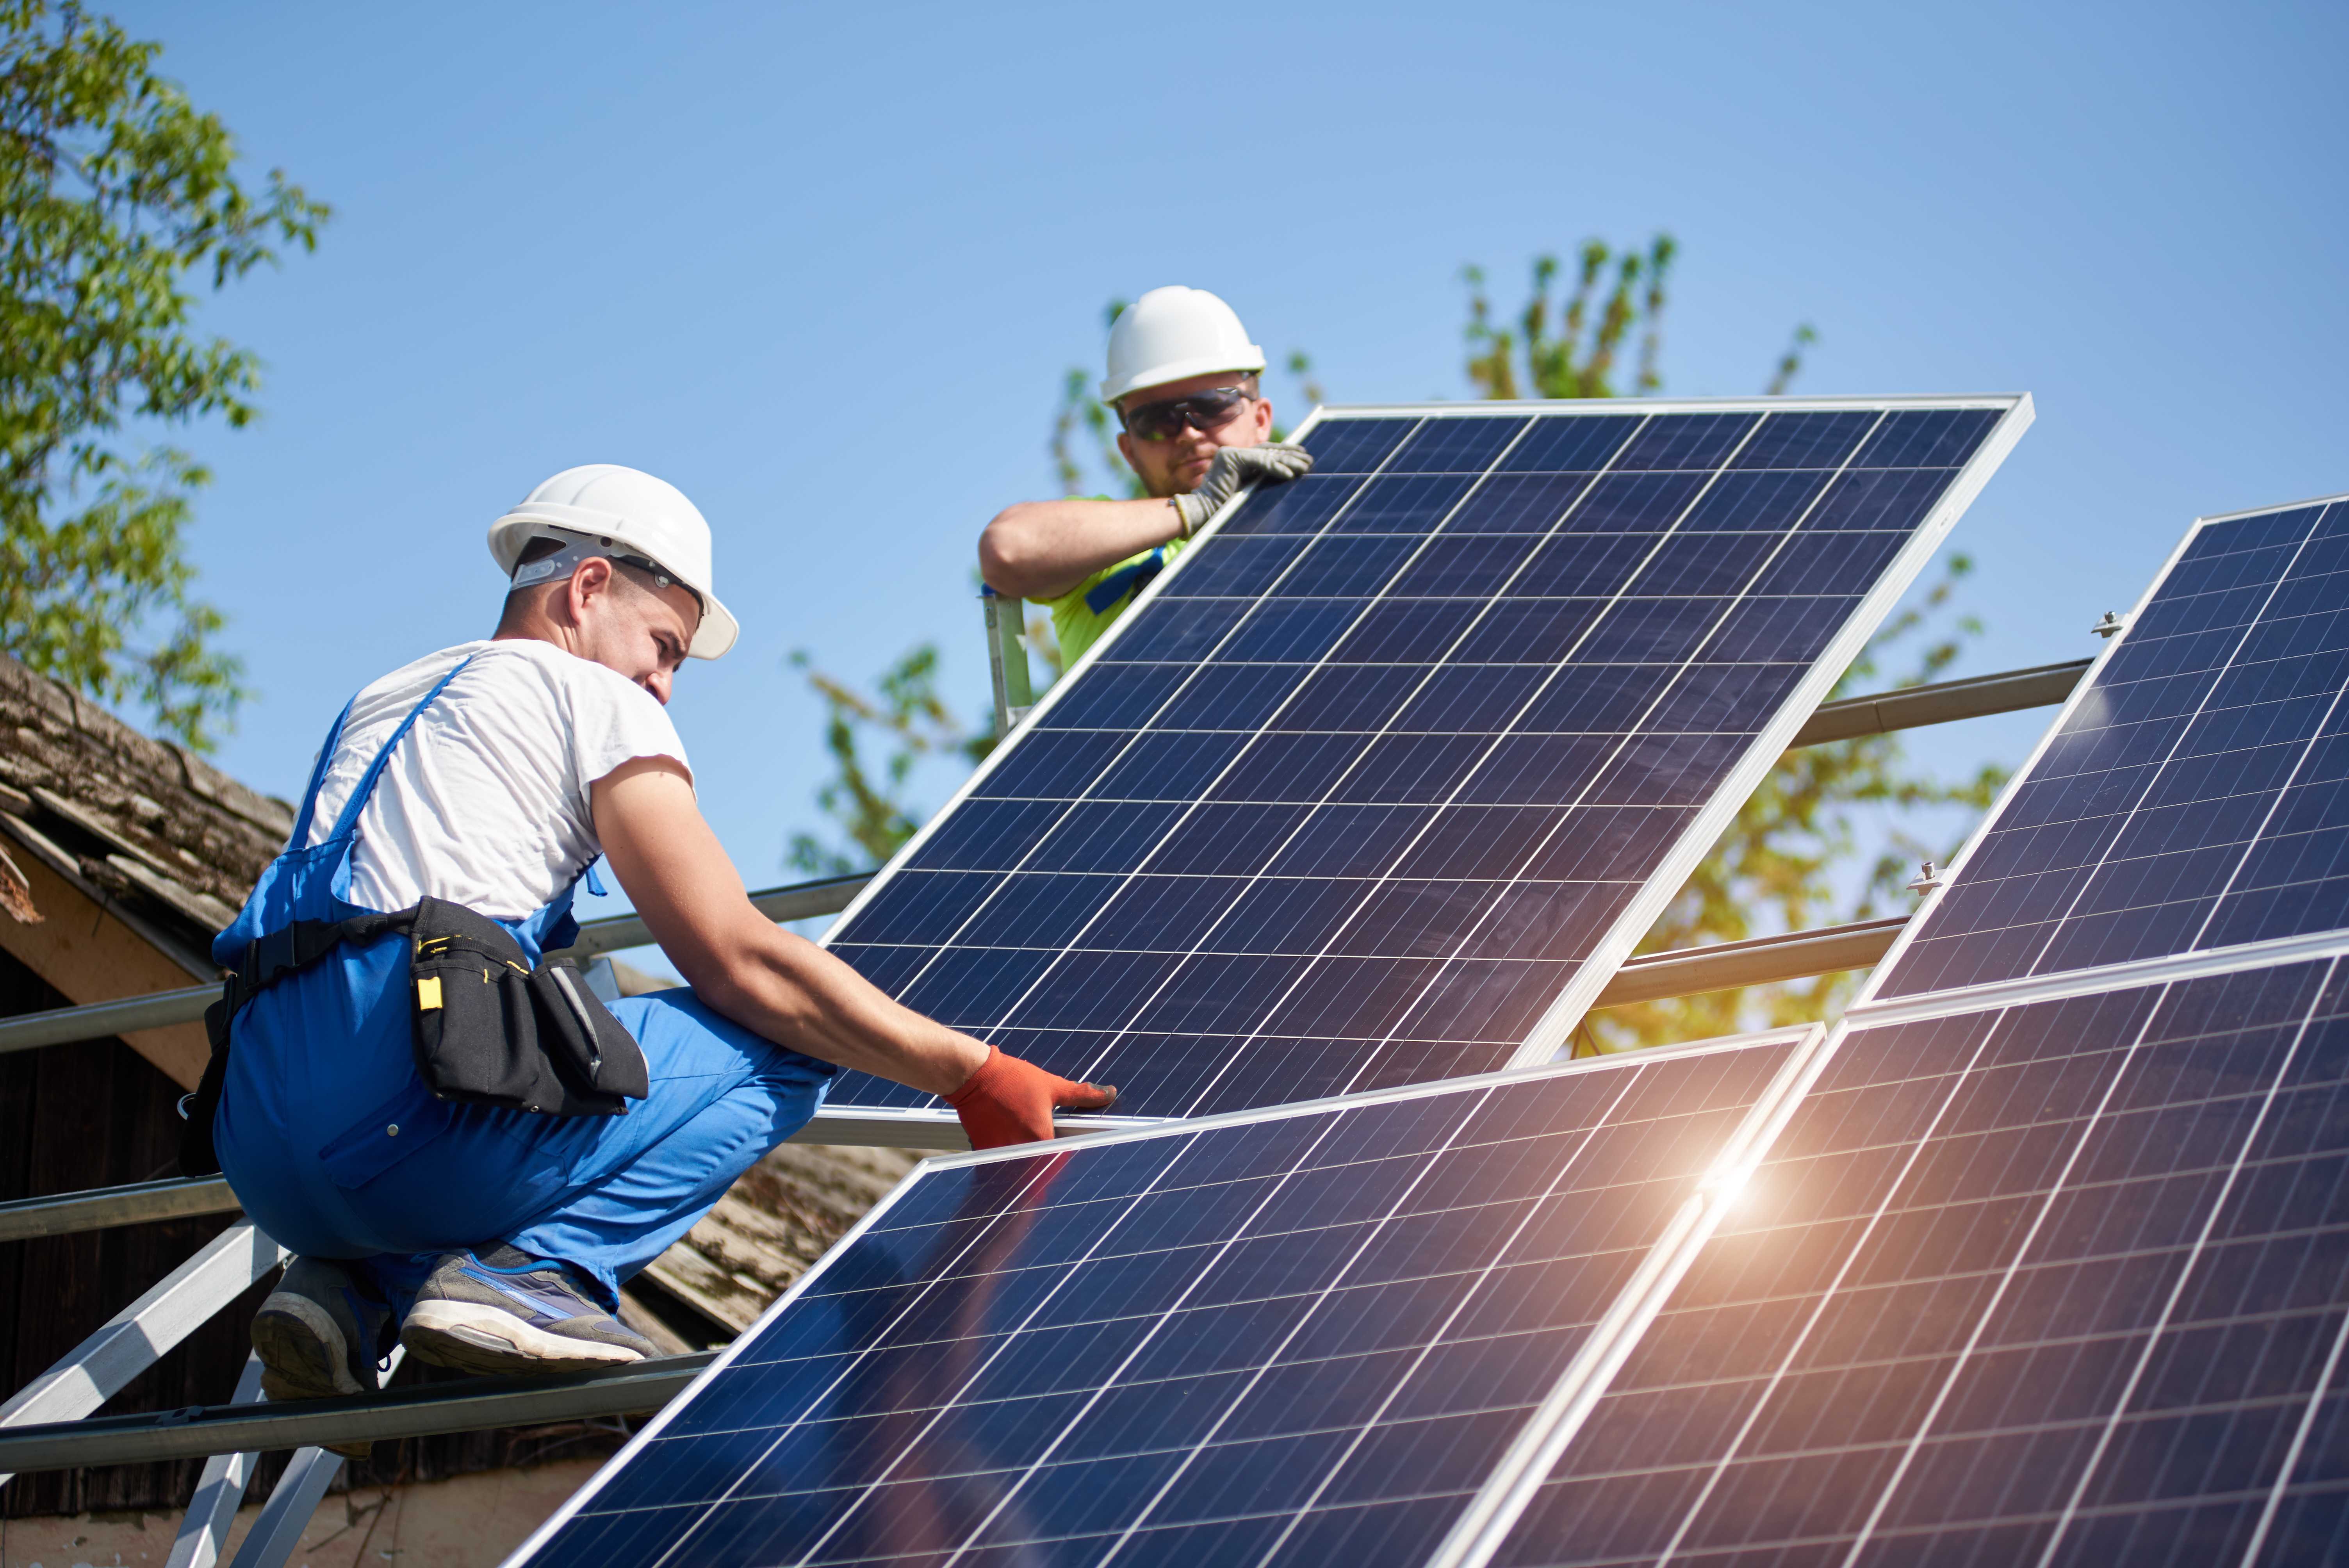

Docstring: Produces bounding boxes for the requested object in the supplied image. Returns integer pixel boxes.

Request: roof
[0,653,293,975]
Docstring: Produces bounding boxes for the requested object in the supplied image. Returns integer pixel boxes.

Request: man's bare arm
[978,496,1182,601]
[590,757,989,1095]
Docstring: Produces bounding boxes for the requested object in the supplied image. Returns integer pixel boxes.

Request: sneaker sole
[400,1301,647,1377]
[251,1297,377,1459]
[251,1295,363,1401]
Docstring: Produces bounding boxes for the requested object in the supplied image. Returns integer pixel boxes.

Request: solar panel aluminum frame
[499,1023,1828,1568]
[1854,907,2349,1030]
[796,394,2033,1146]
[1851,489,2349,1018]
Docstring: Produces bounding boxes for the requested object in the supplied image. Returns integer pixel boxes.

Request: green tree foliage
[783,645,993,877]
[0,1,328,749]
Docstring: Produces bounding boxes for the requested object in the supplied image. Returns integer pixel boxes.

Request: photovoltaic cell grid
[511,1038,1802,1568]
[1882,494,2349,998]
[824,400,2020,1119]
[1498,956,2349,1567]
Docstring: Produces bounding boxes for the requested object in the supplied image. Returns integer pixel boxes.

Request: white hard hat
[488,464,739,660]
[1099,285,1266,406]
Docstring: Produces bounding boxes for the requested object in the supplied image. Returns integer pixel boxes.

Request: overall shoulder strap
[321,654,481,844]
[284,697,359,850]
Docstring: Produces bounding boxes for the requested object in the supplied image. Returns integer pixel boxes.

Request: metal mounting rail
[0,661,2085,1062]
[3,913,1928,1242]
[0,872,876,1057]
[0,1173,243,1243]
[1787,658,2089,749]
[1592,916,1910,1009]
[0,1351,718,1474]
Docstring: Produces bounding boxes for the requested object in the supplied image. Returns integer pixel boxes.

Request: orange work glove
[946,1046,1119,1149]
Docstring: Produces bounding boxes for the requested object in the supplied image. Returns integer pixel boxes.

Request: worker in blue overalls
[203,463,1114,1418]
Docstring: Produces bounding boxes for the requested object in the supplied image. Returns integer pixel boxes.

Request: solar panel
[505,1030,1818,1568]
[1494,943,2349,1567]
[1877,493,2349,1000]
[817,397,2031,1132]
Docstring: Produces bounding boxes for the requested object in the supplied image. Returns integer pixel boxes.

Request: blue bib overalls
[212,657,836,1316]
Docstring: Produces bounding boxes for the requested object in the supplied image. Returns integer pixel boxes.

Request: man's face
[1114,371,1275,499]
[567,558,702,705]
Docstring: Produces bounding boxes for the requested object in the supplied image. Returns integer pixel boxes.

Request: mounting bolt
[2091,610,2126,639]
[1907,860,1944,895]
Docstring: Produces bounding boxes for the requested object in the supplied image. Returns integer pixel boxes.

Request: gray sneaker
[250,1257,391,1459]
[400,1245,655,1377]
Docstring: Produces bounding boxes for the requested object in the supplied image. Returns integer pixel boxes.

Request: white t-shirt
[303,640,692,919]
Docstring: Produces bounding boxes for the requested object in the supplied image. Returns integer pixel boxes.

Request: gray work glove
[1171,443,1315,536]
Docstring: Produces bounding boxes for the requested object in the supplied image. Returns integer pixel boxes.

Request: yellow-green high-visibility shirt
[1037,533,1192,670]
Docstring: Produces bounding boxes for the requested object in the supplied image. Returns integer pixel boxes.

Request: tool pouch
[407,897,648,1116]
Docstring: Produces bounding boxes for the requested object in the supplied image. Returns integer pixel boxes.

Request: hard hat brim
[1100,346,1267,407]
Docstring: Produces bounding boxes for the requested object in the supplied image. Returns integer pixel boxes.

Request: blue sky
[102,0,2349,941]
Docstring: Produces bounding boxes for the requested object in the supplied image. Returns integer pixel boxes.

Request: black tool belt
[180,897,649,1175]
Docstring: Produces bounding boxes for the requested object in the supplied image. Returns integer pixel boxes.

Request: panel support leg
[165,1353,267,1568]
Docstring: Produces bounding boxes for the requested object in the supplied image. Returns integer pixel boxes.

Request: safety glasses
[1119,385,1256,442]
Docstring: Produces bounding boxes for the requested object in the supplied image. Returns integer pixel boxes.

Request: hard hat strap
[510,532,704,613]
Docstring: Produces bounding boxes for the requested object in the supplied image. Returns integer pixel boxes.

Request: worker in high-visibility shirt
[980,286,1315,667]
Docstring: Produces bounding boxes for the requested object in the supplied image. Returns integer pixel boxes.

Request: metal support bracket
[0,1220,287,1475]
[0,1351,716,1474]
[982,588,1035,737]
[164,1354,267,1568]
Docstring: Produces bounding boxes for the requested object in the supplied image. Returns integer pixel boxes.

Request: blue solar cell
[1149,662,1311,731]
[1729,408,1878,470]
[1557,471,1713,533]
[1498,955,2349,1568]
[1217,473,1365,537]
[1328,474,1479,535]
[831,401,2019,1121]
[1673,469,1834,535]
[1271,534,1419,597]
[905,798,1067,871]
[509,1042,1802,1568]
[1270,664,1426,732]
[1393,664,1554,732]
[1614,412,1760,471]
[1508,532,1661,597]
[1851,404,2002,468]
[1450,473,1604,533]
[1804,465,1959,531]
[1497,415,1640,475]
[1383,416,1531,474]
[1884,495,2349,1000]
[1387,534,1545,598]
[1087,731,1252,800]
[1299,417,1417,474]
[1022,801,1185,872]
[1217,597,1370,661]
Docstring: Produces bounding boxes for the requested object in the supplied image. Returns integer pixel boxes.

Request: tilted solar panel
[817,397,2031,1133]
[1878,492,2349,999]
[504,1032,1815,1568]
[1495,946,2349,1568]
